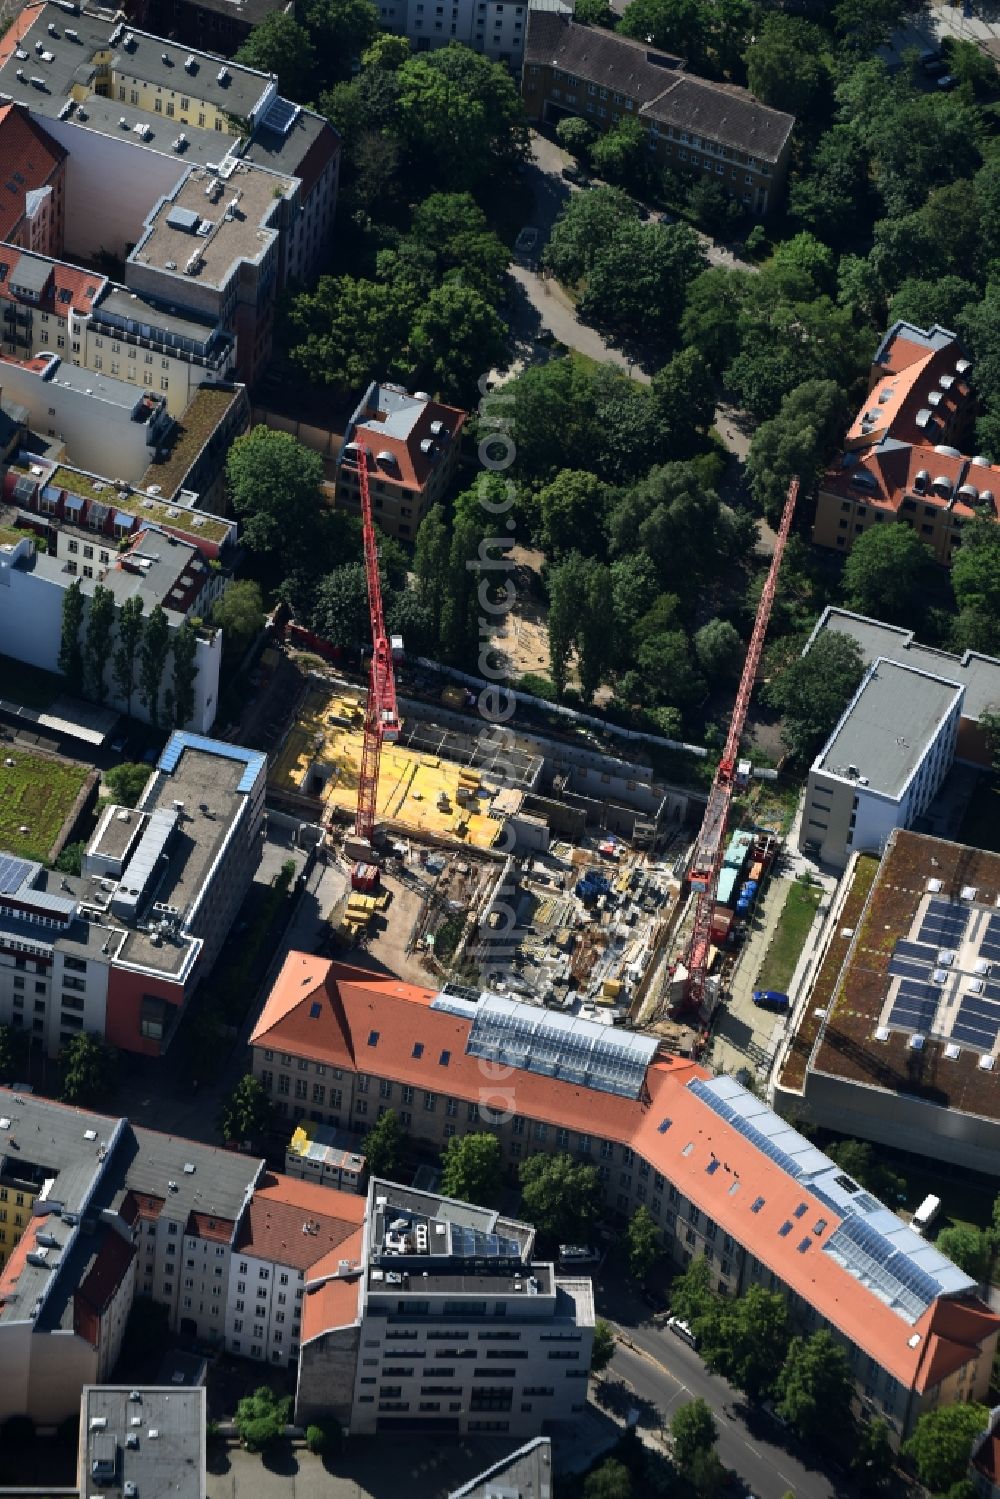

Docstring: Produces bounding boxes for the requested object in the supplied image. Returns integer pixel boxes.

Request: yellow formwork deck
[271,686,503,849]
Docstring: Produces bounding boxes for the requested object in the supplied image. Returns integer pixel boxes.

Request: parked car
[937,73,958,90]
[752,989,789,1013]
[762,1399,790,1430]
[558,1244,600,1266]
[666,1315,698,1348]
[514,226,539,258]
[561,163,589,184]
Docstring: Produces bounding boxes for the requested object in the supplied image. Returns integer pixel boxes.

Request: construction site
[264,452,802,1063]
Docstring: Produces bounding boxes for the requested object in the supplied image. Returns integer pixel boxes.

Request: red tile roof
[351,392,466,494]
[77,1228,135,1317]
[302,1226,364,1342]
[0,5,44,71]
[236,1170,365,1271]
[253,956,1000,1390]
[0,247,105,316]
[0,104,65,243]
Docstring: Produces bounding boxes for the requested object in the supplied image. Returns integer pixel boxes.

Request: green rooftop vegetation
[48,464,231,545]
[140,387,238,507]
[0,751,90,863]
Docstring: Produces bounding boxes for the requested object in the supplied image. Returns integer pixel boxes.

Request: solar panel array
[688,1078,805,1179]
[447,1221,523,1263]
[0,854,30,896]
[889,978,940,1034]
[466,995,659,1100]
[981,914,1000,966]
[824,1216,944,1323]
[952,978,1000,1051]
[916,898,969,949]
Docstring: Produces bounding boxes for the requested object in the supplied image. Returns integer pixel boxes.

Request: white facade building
[799,657,964,870]
[375,0,570,67]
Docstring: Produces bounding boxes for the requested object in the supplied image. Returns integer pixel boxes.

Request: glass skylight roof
[465,995,659,1099]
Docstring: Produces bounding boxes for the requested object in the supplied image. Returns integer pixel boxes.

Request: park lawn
[754,878,822,995]
[0,752,89,861]
[0,652,62,711]
[958,774,1000,855]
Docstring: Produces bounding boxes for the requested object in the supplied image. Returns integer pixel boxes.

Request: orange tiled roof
[253,956,1000,1389]
[301,1227,364,1342]
[354,401,466,494]
[0,5,44,71]
[0,1215,41,1300]
[235,1170,365,1270]
[0,104,65,243]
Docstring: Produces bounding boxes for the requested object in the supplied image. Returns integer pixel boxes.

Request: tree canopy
[439,1133,503,1207]
[842,523,936,624]
[219,1074,272,1145]
[776,1329,854,1440]
[904,1403,990,1494]
[766,632,866,762]
[518,1153,604,1242]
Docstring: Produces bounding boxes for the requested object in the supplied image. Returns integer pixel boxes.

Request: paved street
[597,1273,847,1499]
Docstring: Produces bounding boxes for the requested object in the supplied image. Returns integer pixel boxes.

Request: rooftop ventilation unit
[939,374,955,391]
[962,885,979,901]
[217,66,229,83]
[913,469,930,492]
[185,54,196,71]
[979,1054,995,1071]
[956,358,972,375]
[909,1034,925,1051]
[414,390,431,401]
[958,484,980,504]
[944,1043,961,1060]
[124,31,135,48]
[928,390,942,407]
[932,476,953,496]
[915,409,932,429]
[927,877,943,893]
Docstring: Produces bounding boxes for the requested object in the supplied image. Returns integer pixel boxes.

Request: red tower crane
[349,444,399,842]
[676,476,800,1016]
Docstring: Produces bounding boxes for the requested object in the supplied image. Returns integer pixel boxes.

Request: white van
[911,1194,942,1236]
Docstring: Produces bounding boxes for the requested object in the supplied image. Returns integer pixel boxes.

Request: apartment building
[224,1172,366,1368]
[375,0,570,68]
[522,16,795,216]
[251,954,1000,1443]
[336,382,466,541]
[0,733,266,1057]
[0,518,225,731]
[799,657,963,870]
[0,1089,265,1422]
[295,1176,594,1437]
[812,606,1000,770]
[0,4,340,376]
[815,321,1000,565]
[0,102,66,258]
[122,0,293,57]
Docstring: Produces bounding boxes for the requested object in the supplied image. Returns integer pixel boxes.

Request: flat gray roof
[121,1125,261,1225]
[448,1438,553,1499]
[813,607,1000,724]
[815,657,963,798]
[80,1385,205,1499]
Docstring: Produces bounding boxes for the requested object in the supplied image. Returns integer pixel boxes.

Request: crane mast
[679,476,799,1014]
[349,444,399,842]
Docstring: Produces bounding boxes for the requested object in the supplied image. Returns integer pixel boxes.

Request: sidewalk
[708,875,791,1080]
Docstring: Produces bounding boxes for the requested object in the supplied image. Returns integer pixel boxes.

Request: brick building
[336,382,466,540]
[522,16,795,216]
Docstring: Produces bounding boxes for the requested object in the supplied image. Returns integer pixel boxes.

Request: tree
[543,186,636,286]
[583,1458,633,1499]
[212,581,264,663]
[591,1318,616,1373]
[618,0,707,66]
[744,15,831,120]
[590,118,650,192]
[626,1204,660,1281]
[889,276,977,333]
[667,1254,714,1324]
[219,1074,272,1146]
[104,761,151,809]
[697,1285,791,1399]
[670,1397,718,1473]
[767,632,865,762]
[58,578,85,694]
[547,554,581,697]
[409,282,507,403]
[290,273,414,392]
[310,563,370,649]
[234,1386,292,1452]
[112,595,144,717]
[842,523,935,625]
[694,619,743,685]
[55,840,84,876]
[905,1403,990,1494]
[169,618,199,730]
[747,379,852,525]
[0,1022,28,1083]
[394,47,527,192]
[936,1224,989,1280]
[364,1108,403,1179]
[518,1152,604,1242]
[233,12,316,100]
[440,1132,502,1207]
[825,1138,906,1202]
[301,0,380,86]
[943,36,997,97]
[538,470,610,560]
[652,346,716,460]
[60,1033,116,1106]
[776,1329,853,1441]
[853,1416,895,1491]
[138,604,170,728]
[557,116,597,160]
[226,427,327,573]
[952,516,1000,621]
[578,218,707,337]
[84,584,115,703]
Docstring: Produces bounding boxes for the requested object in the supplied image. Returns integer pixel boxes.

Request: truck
[911,1194,942,1236]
